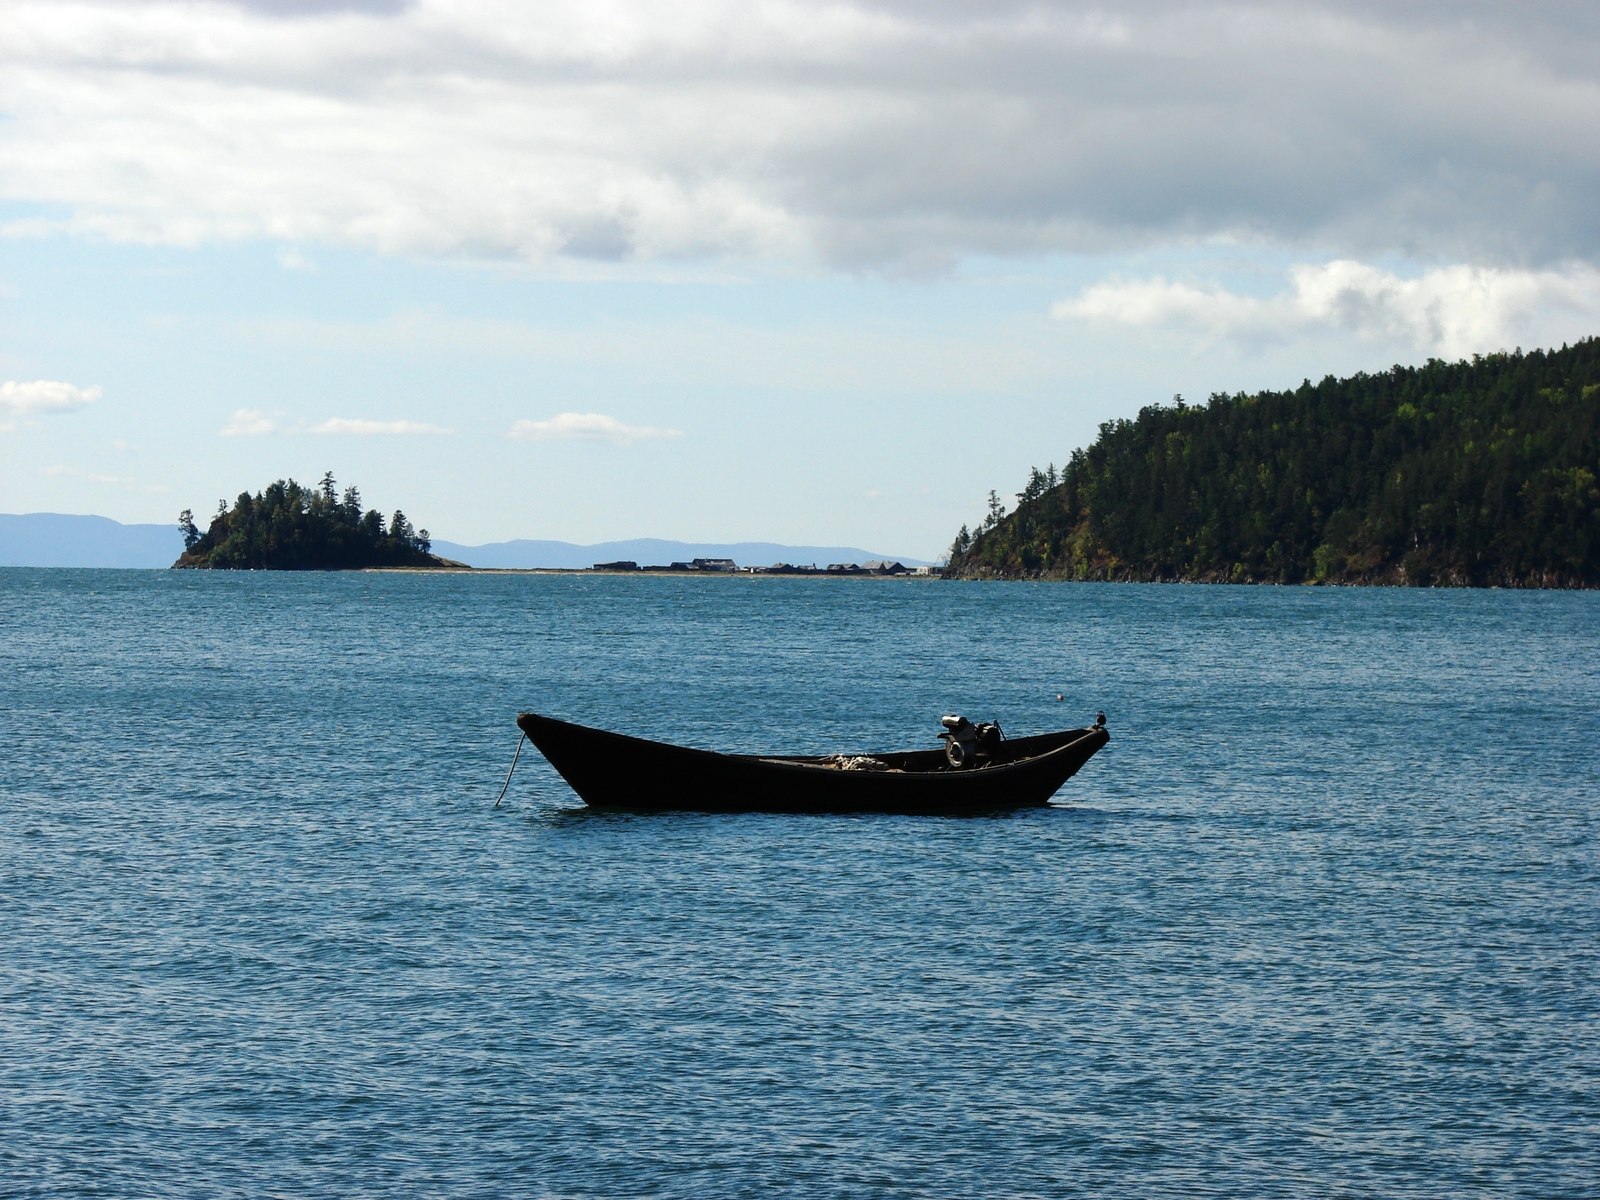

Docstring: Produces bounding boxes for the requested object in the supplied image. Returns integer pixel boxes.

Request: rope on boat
[493,732,526,808]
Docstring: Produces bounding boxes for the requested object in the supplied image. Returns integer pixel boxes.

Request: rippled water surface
[2,570,1596,1198]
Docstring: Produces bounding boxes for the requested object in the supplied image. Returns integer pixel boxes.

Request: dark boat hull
[516,712,1109,815]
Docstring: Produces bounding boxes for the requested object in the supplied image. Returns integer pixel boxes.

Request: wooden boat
[515,711,1109,815]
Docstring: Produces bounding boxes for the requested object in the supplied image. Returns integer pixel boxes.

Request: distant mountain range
[0,513,185,568]
[0,514,931,570]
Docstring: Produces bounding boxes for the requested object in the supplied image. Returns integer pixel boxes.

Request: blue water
[2,571,1596,1198]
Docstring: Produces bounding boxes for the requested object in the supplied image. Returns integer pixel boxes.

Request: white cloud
[220,408,450,435]
[310,417,451,435]
[41,464,122,484]
[2,2,1599,269]
[508,412,684,444]
[220,408,285,436]
[0,379,101,415]
[1053,260,1600,358]
[276,247,315,271]
[40,463,170,492]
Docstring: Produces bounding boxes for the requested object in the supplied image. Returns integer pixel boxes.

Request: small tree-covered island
[948,339,1600,587]
[175,474,458,569]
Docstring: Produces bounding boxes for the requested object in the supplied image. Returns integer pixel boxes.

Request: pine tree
[178,509,200,550]
[173,478,441,570]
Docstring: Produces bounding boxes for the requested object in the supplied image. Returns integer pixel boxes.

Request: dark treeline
[948,340,1600,586]
[175,474,443,569]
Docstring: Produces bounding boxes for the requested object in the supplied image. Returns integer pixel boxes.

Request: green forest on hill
[947,339,1600,586]
[174,474,446,570]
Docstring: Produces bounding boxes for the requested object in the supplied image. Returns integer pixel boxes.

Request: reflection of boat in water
[515,711,1109,815]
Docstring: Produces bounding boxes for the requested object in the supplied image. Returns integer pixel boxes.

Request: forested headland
[947,339,1600,587]
[174,474,455,570]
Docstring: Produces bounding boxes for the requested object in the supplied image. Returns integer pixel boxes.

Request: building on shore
[588,557,934,576]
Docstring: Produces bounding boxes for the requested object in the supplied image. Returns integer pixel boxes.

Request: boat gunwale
[517,711,1104,780]
[748,732,1102,777]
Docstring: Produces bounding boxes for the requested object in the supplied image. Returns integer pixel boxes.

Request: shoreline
[359,566,943,578]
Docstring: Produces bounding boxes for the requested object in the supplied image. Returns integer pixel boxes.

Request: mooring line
[493,732,526,807]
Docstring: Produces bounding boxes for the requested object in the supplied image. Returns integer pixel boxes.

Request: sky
[3,1,1599,559]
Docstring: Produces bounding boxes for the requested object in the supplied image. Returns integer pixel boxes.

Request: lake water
[2,570,1596,1198]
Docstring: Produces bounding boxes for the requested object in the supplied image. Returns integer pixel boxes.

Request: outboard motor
[939,714,1004,768]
